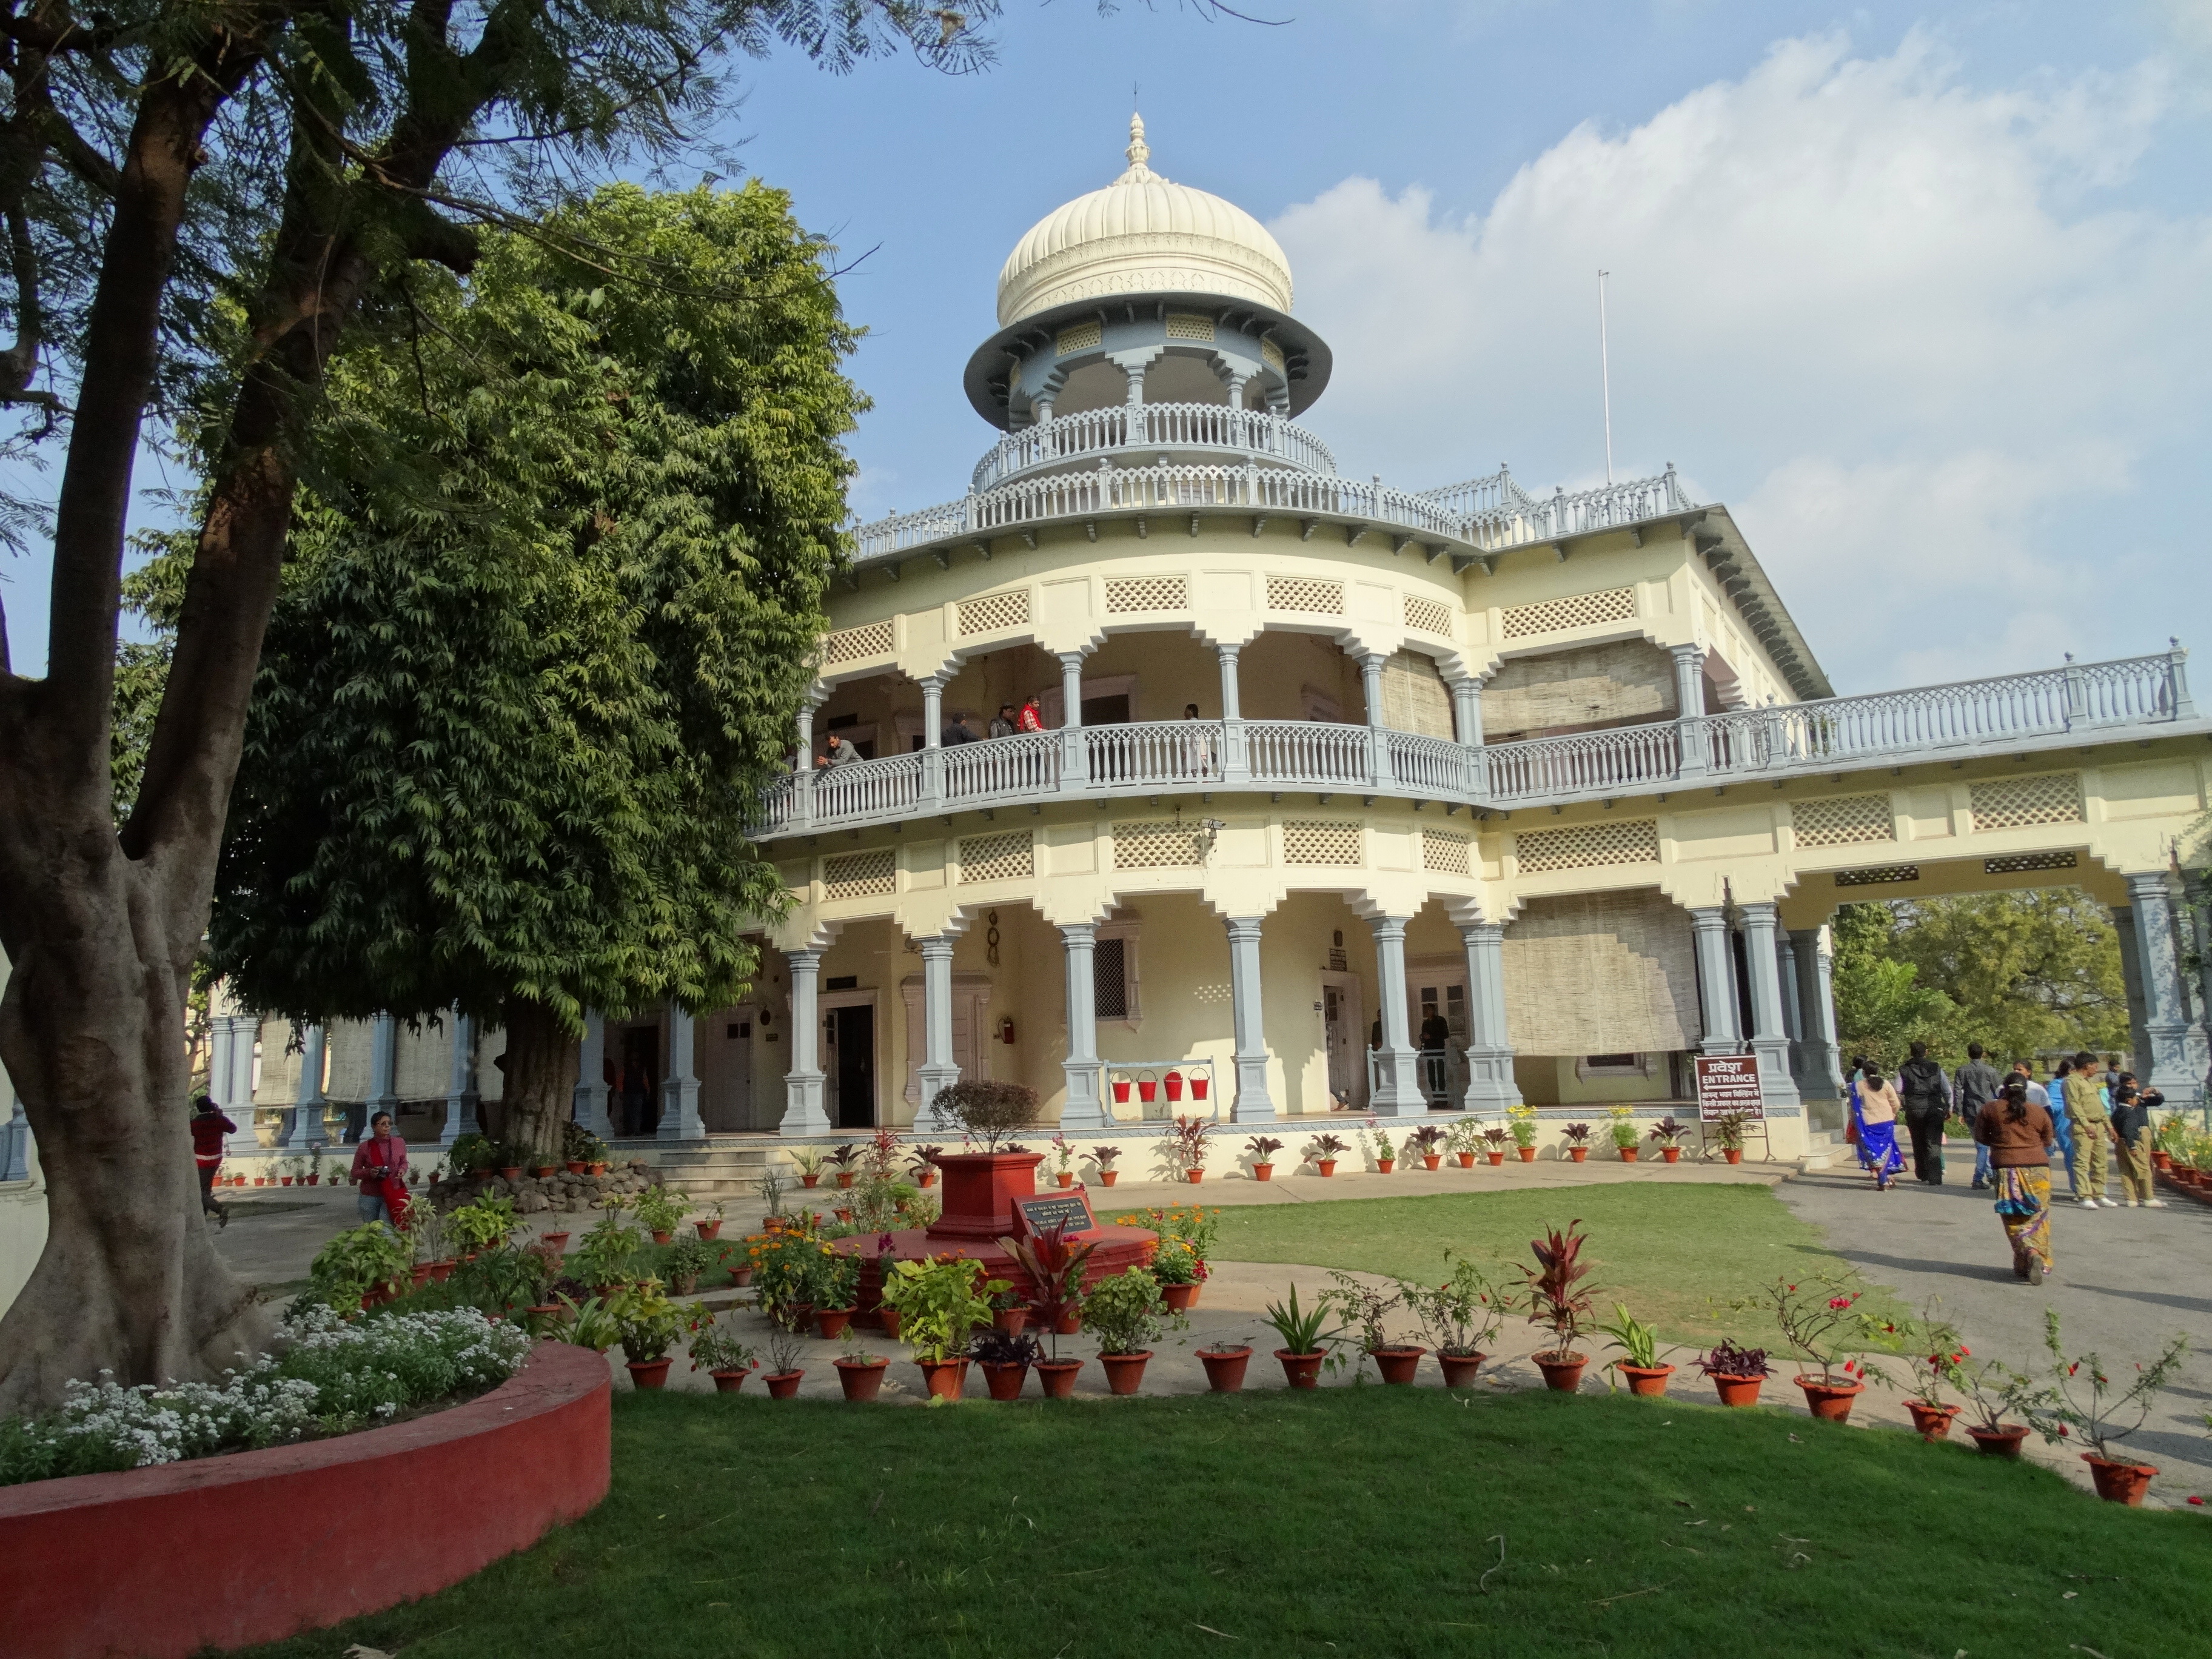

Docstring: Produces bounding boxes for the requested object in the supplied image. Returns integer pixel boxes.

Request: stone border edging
[0,1339,610,1659]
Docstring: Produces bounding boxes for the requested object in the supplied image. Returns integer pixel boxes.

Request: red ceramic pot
[306,1175,318,1186]
[1438,1352,1486,1387]
[1376,1159,1395,1174]
[1662,1147,1682,1164]
[409,1263,434,1289]
[1187,1170,1205,1185]
[880,1308,902,1341]
[1160,1282,1199,1313]
[800,1173,821,1188]
[1796,1376,1865,1423]
[917,1170,937,1188]
[1099,1170,1118,1187]
[814,1307,854,1341]
[590,1161,609,1175]
[732,1267,754,1287]
[993,1305,1031,1335]
[1709,1372,1765,1408]
[834,1358,888,1403]
[1723,1149,1744,1165]
[540,1232,569,1251]
[1967,1424,2026,1457]
[836,1171,855,1189]
[1567,1147,1588,1164]
[1036,1358,1084,1398]
[500,1166,522,1181]
[1905,1400,1960,1441]
[1517,1147,1537,1162]
[1535,1352,1587,1392]
[1457,1153,1476,1169]
[1054,1306,1082,1336]
[764,1370,804,1400]
[2083,1453,2156,1505]
[280,1177,293,1187]
[1316,1160,1338,1178]
[429,1261,456,1282]
[1618,1363,1673,1398]
[525,1304,563,1323]
[625,1358,673,1392]
[1056,1171,1074,1189]
[1253,1164,1274,1182]
[1487,1151,1506,1166]
[651,1230,674,1245]
[1276,1349,1327,1390]
[917,1358,970,1402]
[1198,1347,1251,1392]
[697,1220,722,1241]
[1099,1351,1151,1396]
[710,1367,753,1393]
[566,1160,589,1174]
[532,1165,556,1179]
[1618,1148,1638,1162]
[1371,1346,1425,1386]
[980,1360,1030,1401]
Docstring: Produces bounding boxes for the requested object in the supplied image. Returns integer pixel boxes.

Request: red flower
[1828,1297,1852,1310]
[2068,1362,2079,1375]
[2057,1425,2070,1436]
[2189,1496,2204,1506]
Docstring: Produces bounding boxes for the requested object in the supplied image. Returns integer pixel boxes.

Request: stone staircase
[632,1138,789,1199]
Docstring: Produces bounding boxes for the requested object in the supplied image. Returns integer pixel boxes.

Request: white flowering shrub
[0,1305,535,1488]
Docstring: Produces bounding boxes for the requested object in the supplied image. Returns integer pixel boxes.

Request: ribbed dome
[996,115,1294,327]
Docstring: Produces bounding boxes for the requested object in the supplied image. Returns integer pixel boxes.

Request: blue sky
[5,0,2210,693]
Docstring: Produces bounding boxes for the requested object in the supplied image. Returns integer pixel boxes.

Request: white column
[1791,927,1846,1102]
[283,1024,329,1150]
[920,672,950,808]
[1776,931,1804,1088]
[572,1010,614,1141]
[1450,675,1486,747]
[1737,902,1802,1110]
[1216,642,1250,784]
[914,936,961,1130]
[208,1016,236,1113]
[227,1014,258,1116]
[1672,644,1708,778]
[779,950,831,1136]
[1366,914,1423,1116]
[793,687,824,829]
[659,1004,706,1139]
[1058,923,1108,1131]
[1358,652,1391,788]
[1224,917,1276,1122]
[2185,874,2212,1105]
[1689,907,1740,1053]
[0,1093,28,1182]
[436,1010,480,1148]
[1057,651,1089,786]
[1458,922,1523,1111]
[2127,873,2203,1105]
[2114,905,2150,1075]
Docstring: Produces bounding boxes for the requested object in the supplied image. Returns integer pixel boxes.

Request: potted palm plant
[881,1254,1004,1401]
[1262,1283,1344,1389]
[789,1146,827,1189]
[1597,1304,1673,1396]
[1082,1268,1181,1395]
[1087,1144,1121,1187]
[1406,1125,1447,1171]
[1400,1252,1513,1386]
[1607,1106,1639,1162]
[688,1313,757,1393]
[1445,1117,1483,1169]
[1326,1270,1421,1384]
[1000,1219,1097,1398]
[1520,1220,1595,1390]
[1244,1135,1284,1181]
[1507,1104,1538,1162]
[2025,1312,2188,1504]
[1303,1133,1347,1177]
[1695,1339,1772,1408]
[1646,1117,1689,1164]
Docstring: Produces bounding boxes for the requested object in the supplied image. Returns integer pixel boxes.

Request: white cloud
[1273,28,2212,691]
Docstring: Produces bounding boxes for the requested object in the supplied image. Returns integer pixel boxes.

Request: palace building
[167,115,2212,1181]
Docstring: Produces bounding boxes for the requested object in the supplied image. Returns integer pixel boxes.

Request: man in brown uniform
[2060,1048,2110,1207]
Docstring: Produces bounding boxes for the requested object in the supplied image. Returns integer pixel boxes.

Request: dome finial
[1120,110,1153,180]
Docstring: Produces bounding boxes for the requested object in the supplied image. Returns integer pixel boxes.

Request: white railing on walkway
[1245,719,1369,788]
[1085,721,1223,787]
[943,730,1063,803]
[971,403,1337,492]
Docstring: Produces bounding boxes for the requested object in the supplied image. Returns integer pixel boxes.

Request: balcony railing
[971,403,1338,492]
[756,650,2196,839]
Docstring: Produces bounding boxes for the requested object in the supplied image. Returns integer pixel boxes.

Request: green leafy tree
[204,182,859,1162]
[1831,902,1957,1072]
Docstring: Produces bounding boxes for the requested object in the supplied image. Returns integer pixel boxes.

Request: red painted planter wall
[0,1339,610,1659]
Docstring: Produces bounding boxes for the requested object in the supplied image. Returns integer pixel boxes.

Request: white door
[1321,971,1364,1110]
[1409,972,1469,1106]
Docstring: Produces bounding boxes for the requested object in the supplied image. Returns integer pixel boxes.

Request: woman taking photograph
[1974,1081,2057,1283]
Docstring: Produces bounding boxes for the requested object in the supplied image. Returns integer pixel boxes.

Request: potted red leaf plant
[1597,1304,1674,1396]
[1697,1339,1771,1407]
[1326,1270,1422,1385]
[1646,1116,1689,1165]
[1714,1111,1750,1165]
[1261,1282,1345,1390]
[970,1325,1042,1401]
[1520,1219,1596,1392]
[1082,1267,1183,1395]
[2023,1310,2188,1504]
[827,1142,860,1190]
[1406,1125,1447,1172]
[907,1144,943,1189]
[1244,1134,1284,1182]
[688,1312,757,1394]
[1479,1125,1512,1167]
[1401,1250,1513,1387]
[1087,1144,1120,1188]
[1726,1272,1893,1424]
[1560,1123,1592,1164]
[1167,1113,1213,1185]
[880,1253,1004,1403]
[1000,1219,1098,1398]
[1303,1133,1348,1178]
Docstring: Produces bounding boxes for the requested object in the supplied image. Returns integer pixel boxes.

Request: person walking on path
[349,1110,411,1228]
[1853,1067,1905,1191]
[2045,1058,2077,1195]
[1974,1079,2057,1283]
[1954,1042,2002,1190]
[190,1094,234,1228]
[1898,1041,1954,1185]
[2061,1048,2113,1207]
[2108,1076,2166,1209]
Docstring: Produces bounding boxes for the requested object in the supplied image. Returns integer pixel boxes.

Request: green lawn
[1205,1183,1879,1344]
[239,1389,2204,1659]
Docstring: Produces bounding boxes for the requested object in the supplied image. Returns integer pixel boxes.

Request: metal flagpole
[1598,268,1614,486]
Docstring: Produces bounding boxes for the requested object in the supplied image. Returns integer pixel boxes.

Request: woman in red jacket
[349,1110,411,1229]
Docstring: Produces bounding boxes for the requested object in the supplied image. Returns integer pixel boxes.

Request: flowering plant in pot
[969,1324,1042,1401]
[1244,1135,1284,1182]
[1359,1118,1397,1173]
[1897,1301,1969,1439]
[788,1146,828,1188]
[1303,1133,1348,1177]
[2022,1310,2188,1503]
[1607,1105,1639,1161]
[1955,1354,2044,1456]
[1325,1270,1421,1384]
[1082,1268,1182,1395]
[1560,1123,1592,1162]
[1047,1134,1078,1188]
[1165,1114,1214,1184]
[1507,1104,1539,1161]
[1726,1272,1894,1423]
[1087,1144,1121,1187]
[882,1253,1006,1402]
[1646,1117,1689,1164]
[1400,1250,1514,1386]
[999,1219,1098,1395]
[1478,1125,1512,1166]
[1597,1304,1674,1396]
[688,1313,757,1393]
[632,1183,690,1245]
[1262,1283,1346,1389]
[806,1246,862,1339]
[749,1227,830,1331]
[1520,1220,1597,1390]
[1406,1125,1448,1171]
[1696,1340,1772,1407]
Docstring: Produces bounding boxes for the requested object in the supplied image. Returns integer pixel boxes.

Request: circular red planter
[1723,1149,1744,1165]
[980,1360,1030,1401]
[834,1358,889,1402]
[1376,1159,1395,1174]
[500,1166,522,1181]
[566,1160,589,1174]
[799,1173,820,1188]
[1036,1358,1084,1398]
[992,1305,1031,1336]
[625,1358,672,1391]
[917,1170,938,1188]
[1618,1148,1638,1162]
[1795,1376,1863,1423]
[1370,1346,1425,1385]
[1456,1153,1475,1169]
[917,1358,970,1402]
[1098,1170,1118,1187]
[1159,1282,1199,1313]
[1422,1155,1442,1171]
[1906,1401,1960,1441]
[1517,1147,1536,1162]
[709,1368,753,1394]
[1099,1351,1152,1395]
[763,1370,805,1400]
[1055,1171,1074,1188]
[2083,1453,2157,1505]
[1709,1372,1765,1408]
[814,1307,854,1341]
[539,1231,570,1252]
[1487,1151,1506,1166]
[1276,1349,1327,1390]
[1053,1307,1082,1336]
[880,1309,902,1341]
[1186,1170,1205,1185]
[1198,1347,1252,1392]
[1534,1352,1587,1392]
[1438,1351,1486,1387]
[731,1267,754,1288]
[1662,1147,1682,1164]
[1316,1160,1338,1178]
[696,1220,722,1241]
[837,1171,855,1188]
[1968,1424,2028,1458]
[1567,1147,1588,1163]
[1618,1363,1673,1398]
[1253,1164,1274,1182]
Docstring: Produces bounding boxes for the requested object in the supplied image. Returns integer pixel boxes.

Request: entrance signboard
[1693,1055,1765,1121]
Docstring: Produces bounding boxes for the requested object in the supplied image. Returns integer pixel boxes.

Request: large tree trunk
[498,996,581,1165]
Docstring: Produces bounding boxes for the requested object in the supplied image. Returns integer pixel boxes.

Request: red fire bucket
[1138,1074,1159,1104]
[1111,1079,1132,1104]
[1165,1070,1184,1102]
[1191,1075,1209,1100]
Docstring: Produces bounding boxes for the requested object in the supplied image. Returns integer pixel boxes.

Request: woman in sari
[1976,1080,2056,1282]
[1853,1067,1905,1191]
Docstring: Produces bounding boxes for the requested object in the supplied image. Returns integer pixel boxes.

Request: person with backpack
[1897,1041,1954,1185]
[1953,1042,2003,1190]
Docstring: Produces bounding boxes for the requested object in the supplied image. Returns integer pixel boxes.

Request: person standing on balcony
[1017,694,1045,733]
[942,711,980,745]
[2062,1049,2112,1206]
[1954,1042,2002,1190]
[988,703,1019,738]
[817,731,858,768]
[1897,1041,1952,1185]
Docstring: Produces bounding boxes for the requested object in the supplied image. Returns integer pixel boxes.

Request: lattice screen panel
[1056,321,1101,355]
[820,618,894,667]
[1402,594,1452,637]
[1165,313,1216,341]
[1969,774,2083,831]
[1834,863,1921,887]
[1421,830,1472,876]
[1113,821,1204,870]
[1985,851,2078,875]
[1499,586,1636,641]
[822,850,895,900]
[1513,818,1659,874]
[1282,821,1363,866]
[957,831,1034,884]
[1105,575,1188,615]
[1792,793,1894,848]
[958,589,1031,636]
[1265,575,1345,615]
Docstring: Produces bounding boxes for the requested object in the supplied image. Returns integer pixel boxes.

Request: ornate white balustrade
[971,403,1338,492]
[756,650,2196,839]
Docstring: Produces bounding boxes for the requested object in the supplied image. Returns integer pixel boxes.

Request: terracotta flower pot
[732,1267,754,1287]
[1422,1155,1442,1171]
[814,1307,854,1341]
[540,1232,570,1251]
[2082,1453,2157,1505]
[1535,1352,1587,1392]
[1457,1153,1476,1169]
[1054,1306,1082,1336]
[429,1260,456,1282]
[1517,1147,1536,1162]
[625,1358,674,1391]
[1316,1160,1338,1178]
[1723,1148,1743,1165]
[1099,1170,1118,1187]
[280,1177,293,1187]
[1967,1423,2028,1457]
[697,1220,722,1241]
[992,1305,1031,1335]
[1487,1151,1506,1166]
[1905,1401,1960,1442]
[1036,1358,1083,1398]
[1618,1362,1673,1398]
[834,1208,854,1224]
[1376,1158,1395,1174]
[500,1166,522,1181]
[1662,1147,1682,1164]
[879,1309,901,1341]
[980,1359,1030,1401]
[1709,1372,1765,1408]
[916,1357,970,1401]
[589,1161,608,1175]
[764,1370,805,1400]
[532,1165,556,1179]
[1438,1352,1486,1387]
[1276,1349,1327,1390]
[800,1173,821,1188]
[1186,1170,1205,1185]
[1054,1171,1074,1189]
[1567,1147,1588,1163]
[1795,1376,1864,1423]
[1371,1346,1426,1385]
[1618,1147,1638,1162]
[1199,1347,1252,1392]
[834,1357,888,1402]
[566,1160,589,1174]
[1099,1350,1151,1395]
[1253,1164,1274,1182]
[710,1367,754,1393]
[408,1262,434,1288]
[2151,1150,2172,1171]
[306,1175,318,1186]
[650,1229,674,1245]
[1160,1281,1199,1313]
